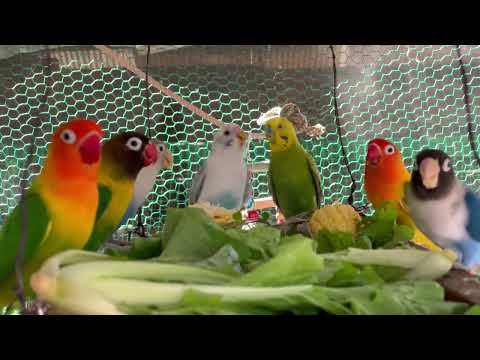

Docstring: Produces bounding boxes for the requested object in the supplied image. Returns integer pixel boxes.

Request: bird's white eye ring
[442,158,452,172]
[384,145,395,155]
[126,137,142,151]
[60,129,76,144]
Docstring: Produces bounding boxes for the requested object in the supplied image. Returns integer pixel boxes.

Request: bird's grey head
[212,124,248,152]
[411,149,456,200]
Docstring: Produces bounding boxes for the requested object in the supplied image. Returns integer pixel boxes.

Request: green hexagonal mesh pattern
[1,45,479,234]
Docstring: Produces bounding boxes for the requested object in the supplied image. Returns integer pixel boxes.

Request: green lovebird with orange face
[0,119,103,308]
[83,132,158,252]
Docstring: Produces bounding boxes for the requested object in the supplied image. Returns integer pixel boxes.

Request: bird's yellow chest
[39,182,99,254]
[103,180,133,224]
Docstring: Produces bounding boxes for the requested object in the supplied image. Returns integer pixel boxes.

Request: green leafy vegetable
[232,211,243,223]
[465,305,480,315]
[31,250,468,315]
[326,263,384,288]
[27,205,468,316]
[313,203,413,254]
[231,236,325,287]
[358,202,413,248]
[188,245,243,275]
[321,248,453,281]
[158,208,282,266]
[128,236,164,260]
[314,230,356,253]
[260,211,271,222]
[314,229,374,253]
[158,208,252,263]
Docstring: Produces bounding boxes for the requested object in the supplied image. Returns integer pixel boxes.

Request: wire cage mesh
[0,45,479,235]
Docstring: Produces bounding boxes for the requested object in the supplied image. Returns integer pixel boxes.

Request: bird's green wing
[0,191,52,282]
[267,162,283,214]
[399,181,411,213]
[305,152,323,208]
[95,184,112,222]
[83,184,113,252]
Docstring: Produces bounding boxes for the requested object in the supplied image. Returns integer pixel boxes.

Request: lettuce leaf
[358,202,414,248]
[158,208,282,266]
[117,281,468,315]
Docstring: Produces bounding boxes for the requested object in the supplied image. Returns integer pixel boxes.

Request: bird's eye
[224,130,230,136]
[159,145,164,152]
[384,145,395,155]
[126,137,142,151]
[60,129,76,144]
[442,158,452,172]
[278,124,283,129]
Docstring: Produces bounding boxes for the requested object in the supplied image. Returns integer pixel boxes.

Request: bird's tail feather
[117,202,138,228]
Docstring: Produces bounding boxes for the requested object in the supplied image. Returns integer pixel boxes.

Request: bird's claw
[21,300,50,315]
[353,204,370,215]
[134,224,148,238]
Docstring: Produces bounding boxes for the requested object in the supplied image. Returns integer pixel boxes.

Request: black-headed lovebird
[83,132,157,251]
[405,149,480,270]
[117,139,173,228]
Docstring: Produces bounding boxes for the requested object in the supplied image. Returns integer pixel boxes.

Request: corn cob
[309,204,361,235]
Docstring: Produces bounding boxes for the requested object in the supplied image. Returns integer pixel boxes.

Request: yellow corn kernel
[309,204,361,235]
[189,202,236,226]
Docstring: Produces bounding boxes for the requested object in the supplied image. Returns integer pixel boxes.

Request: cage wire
[1,45,480,235]
[133,44,152,238]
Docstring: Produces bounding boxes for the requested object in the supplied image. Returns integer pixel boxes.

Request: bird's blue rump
[465,190,480,242]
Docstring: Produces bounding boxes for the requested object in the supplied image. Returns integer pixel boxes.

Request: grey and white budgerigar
[189,123,253,210]
[404,149,480,270]
[118,139,173,227]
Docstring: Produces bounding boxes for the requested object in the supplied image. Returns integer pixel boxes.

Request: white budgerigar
[118,139,173,227]
[189,124,253,210]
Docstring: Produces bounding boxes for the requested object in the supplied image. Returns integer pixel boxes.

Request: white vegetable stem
[31,250,312,315]
[30,248,453,315]
[321,248,453,280]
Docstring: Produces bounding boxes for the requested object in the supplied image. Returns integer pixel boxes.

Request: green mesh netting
[0,45,479,234]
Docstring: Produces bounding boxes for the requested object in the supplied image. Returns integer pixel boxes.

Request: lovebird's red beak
[366,144,381,165]
[143,143,158,167]
[78,132,101,165]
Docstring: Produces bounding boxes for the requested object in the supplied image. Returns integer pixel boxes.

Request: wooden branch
[94,45,225,128]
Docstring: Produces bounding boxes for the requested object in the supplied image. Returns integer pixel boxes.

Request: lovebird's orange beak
[163,151,174,169]
[237,129,248,147]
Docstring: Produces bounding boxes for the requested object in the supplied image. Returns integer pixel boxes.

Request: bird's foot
[353,204,370,216]
[21,300,50,315]
[134,224,148,238]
